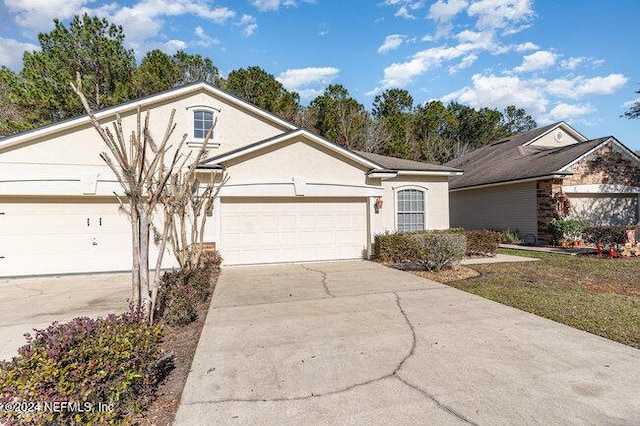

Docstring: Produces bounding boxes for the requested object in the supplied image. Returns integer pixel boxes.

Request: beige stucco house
[0,82,461,277]
[446,122,640,243]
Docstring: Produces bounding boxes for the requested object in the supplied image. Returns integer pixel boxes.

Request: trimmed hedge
[155,249,222,326]
[373,231,466,271]
[583,225,636,246]
[0,311,166,425]
[465,230,501,256]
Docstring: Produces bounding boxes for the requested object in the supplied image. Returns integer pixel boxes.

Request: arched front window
[397,189,425,232]
[193,109,215,139]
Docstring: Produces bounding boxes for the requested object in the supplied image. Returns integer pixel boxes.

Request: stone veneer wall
[562,142,640,187]
[536,141,640,242]
[536,178,563,243]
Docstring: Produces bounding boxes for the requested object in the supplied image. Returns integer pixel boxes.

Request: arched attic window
[186,105,220,148]
[396,188,426,232]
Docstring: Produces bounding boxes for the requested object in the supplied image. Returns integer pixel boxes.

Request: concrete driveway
[175,261,640,425]
[0,273,130,361]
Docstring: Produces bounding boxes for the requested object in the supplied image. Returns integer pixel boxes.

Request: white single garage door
[221,197,368,265]
[0,200,132,277]
[569,194,639,226]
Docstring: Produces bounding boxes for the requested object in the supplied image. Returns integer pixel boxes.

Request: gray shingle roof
[445,124,610,189]
[355,151,462,172]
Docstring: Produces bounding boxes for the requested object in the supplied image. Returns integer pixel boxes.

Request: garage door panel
[569,195,639,226]
[0,201,177,277]
[221,198,367,265]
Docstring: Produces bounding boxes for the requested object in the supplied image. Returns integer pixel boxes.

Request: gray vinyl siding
[449,182,538,239]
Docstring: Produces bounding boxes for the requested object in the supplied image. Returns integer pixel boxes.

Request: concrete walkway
[175,261,640,425]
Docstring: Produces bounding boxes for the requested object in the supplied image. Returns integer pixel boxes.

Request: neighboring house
[446,122,640,243]
[0,82,461,277]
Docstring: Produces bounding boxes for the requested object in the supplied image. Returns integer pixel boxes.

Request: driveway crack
[300,264,335,298]
[187,291,475,425]
[392,292,477,425]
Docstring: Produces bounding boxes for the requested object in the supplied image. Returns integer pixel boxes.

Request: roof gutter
[450,173,569,192]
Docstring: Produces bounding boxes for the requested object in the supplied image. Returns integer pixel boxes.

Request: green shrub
[410,232,466,271]
[583,225,635,246]
[500,229,521,244]
[0,311,165,425]
[156,250,220,326]
[465,230,501,256]
[373,232,421,263]
[548,218,587,244]
[374,231,466,271]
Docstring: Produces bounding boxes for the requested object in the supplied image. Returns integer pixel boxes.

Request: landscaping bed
[0,267,219,425]
[135,274,216,425]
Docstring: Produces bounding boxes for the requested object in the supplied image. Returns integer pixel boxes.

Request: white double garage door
[0,197,368,277]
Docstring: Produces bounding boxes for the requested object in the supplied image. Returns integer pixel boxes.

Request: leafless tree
[72,81,224,323]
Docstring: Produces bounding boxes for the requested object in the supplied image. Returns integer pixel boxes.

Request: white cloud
[467,0,534,31]
[516,41,538,52]
[395,6,415,19]
[560,56,605,70]
[429,0,468,22]
[5,0,237,55]
[0,37,39,70]
[443,73,549,115]
[514,50,557,73]
[382,0,426,19]
[560,57,582,70]
[574,74,628,97]
[238,14,258,37]
[378,34,406,54]
[249,0,314,12]
[381,43,477,87]
[194,26,220,48]
[276,66,339,90]
[449,54,477,74]
[137,39,188,56]
[546,103,594,121]
[108,0,235,43]
[4,0,90,32]
[442,72,628,123]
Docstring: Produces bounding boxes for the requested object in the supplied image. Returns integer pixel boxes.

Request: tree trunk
[150,210,172,324]
[139,207,152,320]
[130,206,141,308]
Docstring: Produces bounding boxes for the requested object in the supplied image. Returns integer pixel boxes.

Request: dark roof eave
[450,172,572,190]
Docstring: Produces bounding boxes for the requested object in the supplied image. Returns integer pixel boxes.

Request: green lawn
[447,249,640,348]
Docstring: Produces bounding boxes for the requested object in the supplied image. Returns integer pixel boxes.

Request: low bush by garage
[0,311,168,425]
[155,249,222,326]
[374,231,466,271]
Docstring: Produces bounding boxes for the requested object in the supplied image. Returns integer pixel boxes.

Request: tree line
[0,14,539,164]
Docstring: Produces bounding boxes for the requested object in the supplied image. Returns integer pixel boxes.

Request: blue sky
[1,0,639,150]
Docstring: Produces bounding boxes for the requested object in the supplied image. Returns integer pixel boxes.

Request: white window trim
[186,105,221,148]
[394,185,428,232]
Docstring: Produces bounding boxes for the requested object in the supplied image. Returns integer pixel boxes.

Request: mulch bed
[134,271,219,426]
[410,266,480,283]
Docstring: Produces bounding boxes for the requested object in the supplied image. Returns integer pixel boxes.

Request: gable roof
[199,129,382,170]
[199,130,462,176]
[0,81,297,152]
[0,80,461,177]
[446,122,617,190]
[354,151,462,173]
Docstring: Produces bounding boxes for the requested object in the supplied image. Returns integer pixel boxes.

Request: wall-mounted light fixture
[374,197,383,213]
